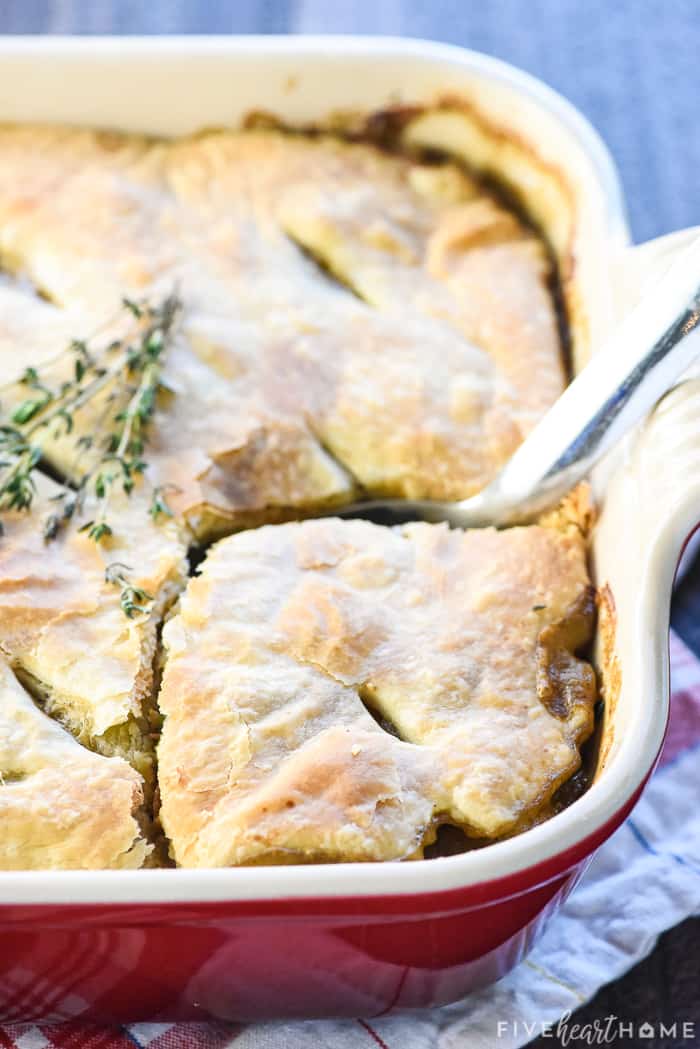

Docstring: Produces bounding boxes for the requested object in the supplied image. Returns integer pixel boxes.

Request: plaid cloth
[2,631,699,1049]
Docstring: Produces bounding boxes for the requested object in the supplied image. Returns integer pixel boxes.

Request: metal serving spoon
[338,236,700,528]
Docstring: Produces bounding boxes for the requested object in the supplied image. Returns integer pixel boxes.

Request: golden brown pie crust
[0,657,150,870]
[0,123,563,540]
[157,514,595,867]
[0,121,595,870]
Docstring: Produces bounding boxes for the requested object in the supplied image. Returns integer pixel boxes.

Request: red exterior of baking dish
[0,782,651,1022]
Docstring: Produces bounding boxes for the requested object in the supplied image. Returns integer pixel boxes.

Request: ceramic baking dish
[1,35,699,1023]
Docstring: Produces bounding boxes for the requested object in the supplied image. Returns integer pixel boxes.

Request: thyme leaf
[0,427,41,510]
[149,483,179,520]
[104,561,153,619]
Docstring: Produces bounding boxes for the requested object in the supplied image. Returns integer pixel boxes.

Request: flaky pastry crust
[0,658,149,869]
[0,473,187,780]
[158,516,595,867]
[0,124,563,541]
[0,121,590,870]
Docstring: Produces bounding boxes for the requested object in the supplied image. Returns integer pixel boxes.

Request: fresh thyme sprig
[104,562,154,619]
[0,292,182,553]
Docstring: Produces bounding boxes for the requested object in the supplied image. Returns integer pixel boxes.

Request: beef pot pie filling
[0,117,599,869]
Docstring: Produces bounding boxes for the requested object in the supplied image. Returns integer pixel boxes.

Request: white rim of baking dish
[0,35,676,906]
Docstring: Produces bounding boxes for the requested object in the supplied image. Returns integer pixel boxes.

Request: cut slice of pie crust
[0,472,187,789]
[0,657,150,870]
[157,506,596,867]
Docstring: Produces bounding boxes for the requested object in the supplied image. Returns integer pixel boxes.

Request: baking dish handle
[611,225,700,582]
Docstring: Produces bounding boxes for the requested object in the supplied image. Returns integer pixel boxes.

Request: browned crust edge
[595,582,620,776]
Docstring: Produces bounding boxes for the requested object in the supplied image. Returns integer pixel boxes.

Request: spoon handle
[478,236,700,524]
